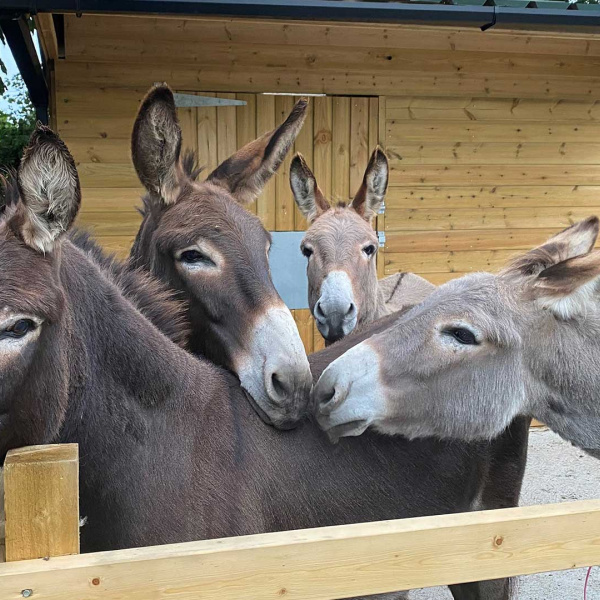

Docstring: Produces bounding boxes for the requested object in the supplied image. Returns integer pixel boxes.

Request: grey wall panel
[269,231,309,310]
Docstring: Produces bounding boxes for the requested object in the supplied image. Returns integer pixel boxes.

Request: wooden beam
[4,445,79,562]
[0,500,599,599]
[35,14,59,61]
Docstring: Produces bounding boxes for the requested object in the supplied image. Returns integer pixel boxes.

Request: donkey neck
[526,313,600,453]
[57,242,228,439]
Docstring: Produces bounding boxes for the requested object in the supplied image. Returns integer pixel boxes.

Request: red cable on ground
[585,566,594,600]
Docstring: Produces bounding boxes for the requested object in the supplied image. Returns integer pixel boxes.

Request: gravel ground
[409,428,600,600]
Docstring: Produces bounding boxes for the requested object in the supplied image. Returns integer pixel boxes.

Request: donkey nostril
[315,300,326,320]
[271,372,287,399]
[319,385,338,412]
[346,303,356,317]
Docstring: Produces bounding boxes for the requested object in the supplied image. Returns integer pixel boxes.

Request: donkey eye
[179,249,216,267]
[3,319,37,339]
[362,244,376,257]
[445,327,479,346]
[301,245,313,258]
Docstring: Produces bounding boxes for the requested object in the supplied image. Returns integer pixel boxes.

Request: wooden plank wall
[382,96,600,285]
[56,13,600,344]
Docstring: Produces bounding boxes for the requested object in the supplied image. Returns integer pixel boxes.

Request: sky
[1,32,41,114]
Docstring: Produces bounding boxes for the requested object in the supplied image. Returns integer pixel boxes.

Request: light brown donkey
[290,147,434,344]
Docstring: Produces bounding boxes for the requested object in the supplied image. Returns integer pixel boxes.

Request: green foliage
[0,76,36,171]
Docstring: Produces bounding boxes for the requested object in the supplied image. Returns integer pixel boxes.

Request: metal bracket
[377,231,386,248]
[378,201,386,215]
[173,93,247,108]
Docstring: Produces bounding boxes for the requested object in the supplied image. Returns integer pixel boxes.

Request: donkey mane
[0,174,190,348]
[69,230,190,347]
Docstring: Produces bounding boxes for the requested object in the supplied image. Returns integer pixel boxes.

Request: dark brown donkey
[1,127,515,600]
[129,85,312,429]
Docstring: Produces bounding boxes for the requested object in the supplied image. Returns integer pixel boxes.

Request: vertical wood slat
[4,444,79,562]
[275,95,296,231]
[196,92,218,180]
[256,94,277,231]
[293,97,314,231]
[313,96,333,203]
[376,96,387,279]
[293,309,314,354]
[217,93,238,166]
[332,96,351,204]
[350,97,369,196]
[178,94,199,165]
[236,93,258,214]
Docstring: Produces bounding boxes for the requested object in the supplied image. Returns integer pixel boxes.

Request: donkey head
[0,126,81,458]
[291,147,388,343]
[130,84,312,429]
[314,217,600,455]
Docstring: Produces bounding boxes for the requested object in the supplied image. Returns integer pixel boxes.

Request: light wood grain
[293,309,314,354]
[1,500,600,598]
[64,14,600,57]
[332,97,351,203]
[313,96,333,202]
[35,13,59,61]
[386,142,600,166]
[385,249,517,275]
[196,92,218,178]
[350,97,369,196]
[4,445,79,562]
[385,186,600,209]
[57,61,600,100]
[385,207,600,232]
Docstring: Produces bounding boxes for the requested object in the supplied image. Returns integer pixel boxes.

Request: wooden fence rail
[1,444,599,599]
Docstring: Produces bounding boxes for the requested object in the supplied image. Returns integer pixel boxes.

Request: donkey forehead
[405,273,523,344]
[304,209,376,249]
[159,184,271,246]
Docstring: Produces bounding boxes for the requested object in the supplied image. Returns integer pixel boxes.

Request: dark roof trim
[2,0,600,30]
[0,16,48,124]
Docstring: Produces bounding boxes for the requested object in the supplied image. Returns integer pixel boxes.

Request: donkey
[290,147,434,344]
[1,127,516,600]
[314,216,600,459]
[291,146,529,526]
[129,85,312,429]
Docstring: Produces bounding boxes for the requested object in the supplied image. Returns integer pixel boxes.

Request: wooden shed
[5,1,600,351]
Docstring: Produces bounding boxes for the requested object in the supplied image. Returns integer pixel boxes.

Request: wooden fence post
[4,444,79,562]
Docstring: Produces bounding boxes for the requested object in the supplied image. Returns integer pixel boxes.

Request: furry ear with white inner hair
[289,153,331,223]
[16,125,81,253]
[532,250,600,319]
[351,147,389,222]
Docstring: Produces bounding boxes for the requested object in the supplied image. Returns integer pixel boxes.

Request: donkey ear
[531,251,600,319]
[16,125,81,253]
[505,216,599,278]
[351,147,388,222]
[131,83,183,206]
[207,97,308,205]
[290,153,330,223]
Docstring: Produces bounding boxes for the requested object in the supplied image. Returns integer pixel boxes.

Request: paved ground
[410,429,600,599]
